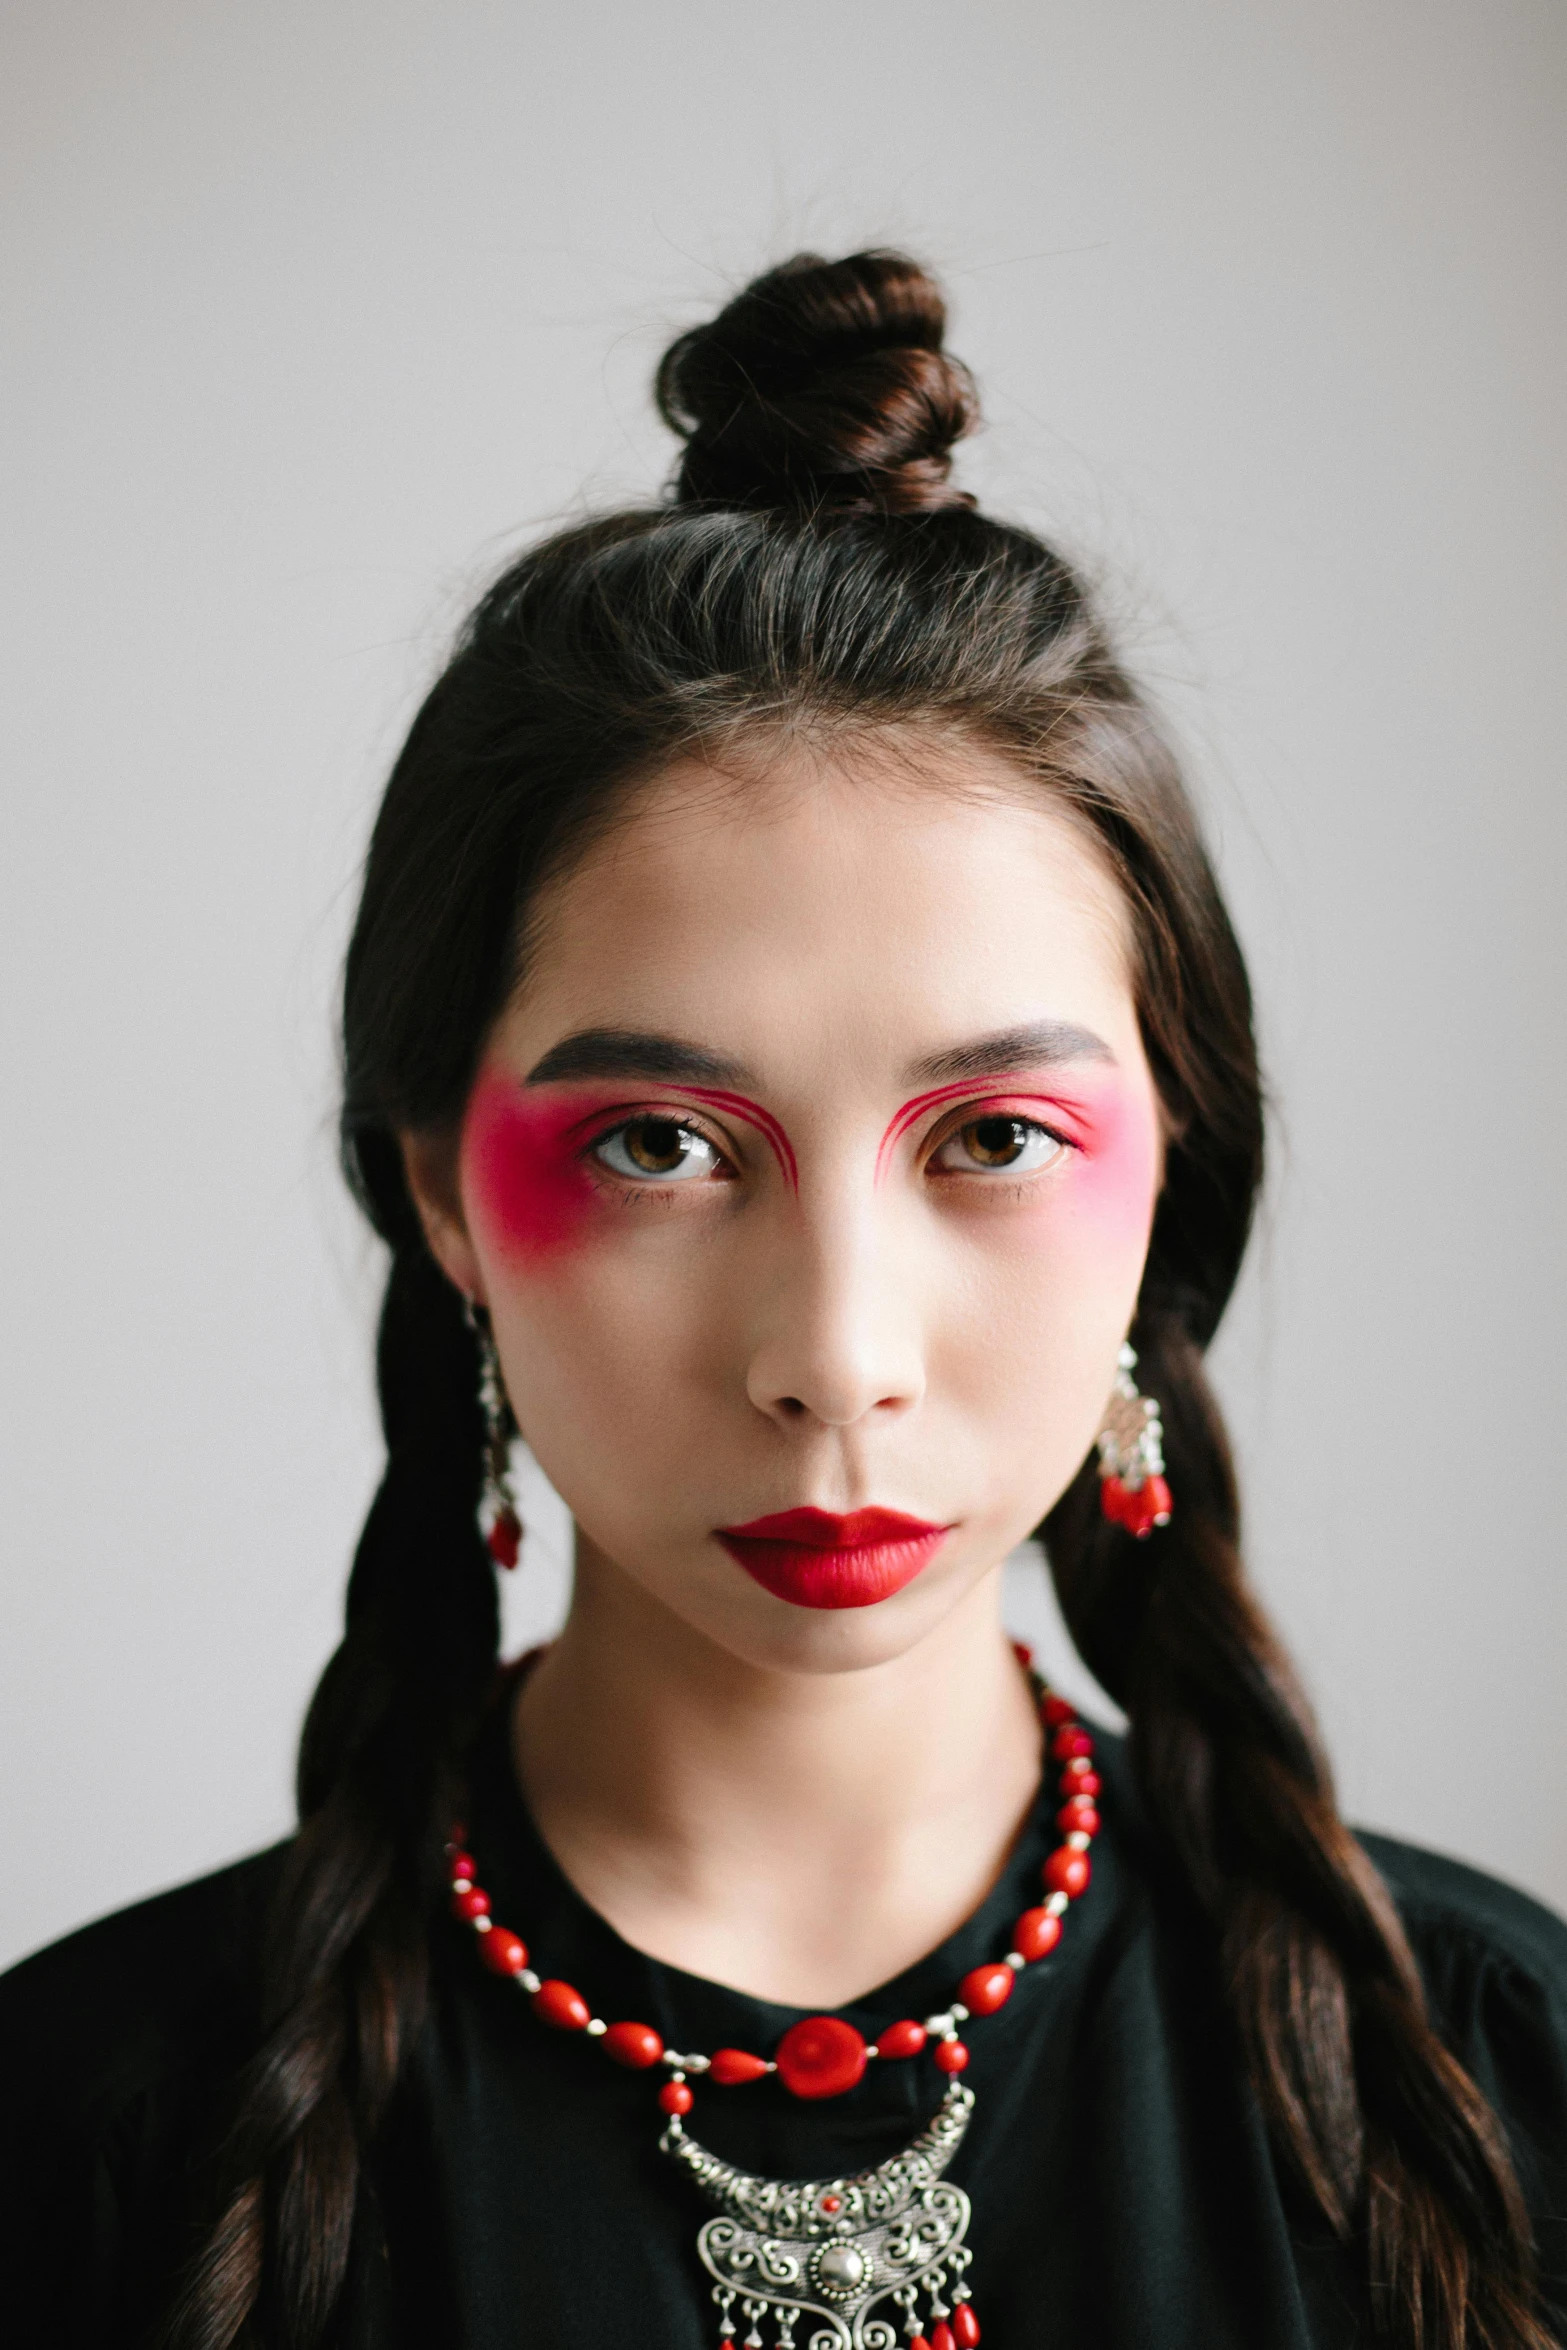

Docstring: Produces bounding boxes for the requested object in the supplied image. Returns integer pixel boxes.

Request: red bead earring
[468,1304,523,1569]
[1096,1343,1172,1539]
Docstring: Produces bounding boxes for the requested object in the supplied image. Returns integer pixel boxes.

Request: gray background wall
[3,0,1563,1969]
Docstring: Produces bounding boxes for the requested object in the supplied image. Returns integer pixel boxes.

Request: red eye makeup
[460,1068,797,1264]
[876,1076,1098,1182]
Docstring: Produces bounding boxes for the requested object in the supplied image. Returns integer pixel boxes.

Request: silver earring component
[468,1304,522,1569]
[1096,1342,1173,1538]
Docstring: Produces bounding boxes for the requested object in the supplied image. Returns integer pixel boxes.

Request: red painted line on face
[667,1084,798,1191]
[461,1068,798,1266]
[873,1075,1098,1181]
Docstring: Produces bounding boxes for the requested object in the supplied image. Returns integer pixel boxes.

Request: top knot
[656,250,980,518]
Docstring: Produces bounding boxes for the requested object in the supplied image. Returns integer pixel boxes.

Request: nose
[744,1196,926,1432]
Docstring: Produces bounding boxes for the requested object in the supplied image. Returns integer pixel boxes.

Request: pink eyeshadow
[459,1068,800,1266]
[878,1069,1160,1241]
[461,1071,603,1261]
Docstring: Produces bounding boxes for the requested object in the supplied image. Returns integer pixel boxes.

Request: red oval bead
[1043,1847,1091,1900]
[1051,1725,1094,1761]
[601,2021,663,2070]
[953,2305,982,2346]
[658,2079,693,2115]
[1057,1800,1100,1837]
[1061,1764,1101,1797]
[1041,1693,1075,1726]
[486,1508,522,1569]
[448,1852,477,1883]
[775,2015,867,2100]
[958,1962,1014,2017]
[875,2018,928,2060]
[709,2047,771,2085]
[933,2038,970,2075]
[1140,1475,1172,1530]
[1013,1906,1062,1962]
[931,2321,956,2350]
[533,1978,591,2030]
[450,1885,491,1922]
[479,1927,528,1976]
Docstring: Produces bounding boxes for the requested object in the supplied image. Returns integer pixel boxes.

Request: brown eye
[965,1116,1029,1166]
[933,1117,1064,1176]
[594,1119,724,1182]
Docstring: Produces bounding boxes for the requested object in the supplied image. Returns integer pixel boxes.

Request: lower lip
[715,1528,951,1610]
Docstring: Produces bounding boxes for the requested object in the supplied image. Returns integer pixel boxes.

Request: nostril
[776,1396,808,1419]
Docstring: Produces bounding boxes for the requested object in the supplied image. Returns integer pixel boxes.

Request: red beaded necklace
[448,1651,1100,2350]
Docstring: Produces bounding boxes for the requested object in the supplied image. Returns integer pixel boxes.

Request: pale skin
[406,735,1164,2010]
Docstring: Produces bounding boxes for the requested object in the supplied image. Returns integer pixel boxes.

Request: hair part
[163,250,1553,2350]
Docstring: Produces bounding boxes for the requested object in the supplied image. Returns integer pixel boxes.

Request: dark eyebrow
[905,1020,1116,1085]
[524,1028,757,1089]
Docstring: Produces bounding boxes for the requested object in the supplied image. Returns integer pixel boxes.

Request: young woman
[3,251,1565,2350]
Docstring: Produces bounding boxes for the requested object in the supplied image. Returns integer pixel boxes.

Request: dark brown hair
[163,251,1552,2349]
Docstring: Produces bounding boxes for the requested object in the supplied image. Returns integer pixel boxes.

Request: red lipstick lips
[715,1506,952,1610]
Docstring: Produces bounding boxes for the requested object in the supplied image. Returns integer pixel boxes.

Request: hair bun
[656,250,979,517]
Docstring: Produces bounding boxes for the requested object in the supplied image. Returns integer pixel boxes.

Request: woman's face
[414,739,1163,1673]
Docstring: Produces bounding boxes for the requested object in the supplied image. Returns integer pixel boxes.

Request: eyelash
[583,1104,1078,1189]
[924,1110,1076,1179]
[586,1114,736,1187]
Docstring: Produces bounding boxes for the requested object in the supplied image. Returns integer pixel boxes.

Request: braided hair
[163,251,1552,2349]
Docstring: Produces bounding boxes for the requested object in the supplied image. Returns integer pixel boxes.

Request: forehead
[502,737,1139,1076]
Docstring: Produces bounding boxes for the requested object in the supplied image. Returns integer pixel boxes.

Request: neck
[512,1539,1043,2007]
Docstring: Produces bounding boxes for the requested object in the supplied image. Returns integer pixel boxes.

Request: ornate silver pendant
[661,2081,976,2348]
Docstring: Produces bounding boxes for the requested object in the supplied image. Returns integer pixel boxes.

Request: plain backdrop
[3,0,1564,1970]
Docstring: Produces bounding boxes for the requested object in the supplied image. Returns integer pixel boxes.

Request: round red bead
[1057,1800,1100,1837]
[533,1979,590,2030]
[958,1962,1014,2017]
[775,2015,867,2100]
[819,2193,842,2214]
[931,2322,956,2350]
[486,1508,522,1569]
[1051,1725,1094,1761]
[933,2038,970,2075]
[601,2021,663,2070]
[1013,1906,1062,1962]
[1041,1693,1075,1726]
[658,2079,693,2115]
[875,2018,928,2060]
[448,1852,477,1883]
[1061,1763,1101,1797]
[709,2047,771,2086]
[953,2304,982,2345]
[1043,1847,1091,1900]
[1011,1639,1034,1669]
[478,1927,528,1976]
[450,1885,491,1922]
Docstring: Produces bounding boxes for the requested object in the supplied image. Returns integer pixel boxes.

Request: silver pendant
[662,2081,976,2348]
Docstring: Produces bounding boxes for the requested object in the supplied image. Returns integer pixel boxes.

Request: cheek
[1061,1081,1163,1256]
[967,1078,1161,1266]
[460,1071,600,1264]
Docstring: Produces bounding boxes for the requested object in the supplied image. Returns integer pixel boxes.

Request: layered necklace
[448,1656,1100,2350]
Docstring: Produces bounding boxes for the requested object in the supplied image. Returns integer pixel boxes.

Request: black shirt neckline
[457,1663,1124,2165]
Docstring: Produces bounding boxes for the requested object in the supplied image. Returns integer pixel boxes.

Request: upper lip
[717,1506,949,1547]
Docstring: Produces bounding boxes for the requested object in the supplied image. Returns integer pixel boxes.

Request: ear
[400,1127,486,1304]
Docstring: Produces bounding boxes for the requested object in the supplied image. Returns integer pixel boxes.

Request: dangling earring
[1097,1342,1173,1540]
[468,1304,523,1570]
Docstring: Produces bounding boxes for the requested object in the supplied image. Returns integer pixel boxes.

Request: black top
[4,1708,1567,2349]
